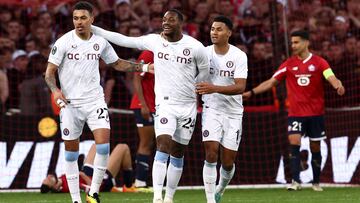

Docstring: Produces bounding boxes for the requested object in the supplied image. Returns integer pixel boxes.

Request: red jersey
[130,50,155,112]
[273,53,330,117]
[59,174,88,193]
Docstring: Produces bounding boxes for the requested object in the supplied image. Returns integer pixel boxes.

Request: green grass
[1,188,360,203]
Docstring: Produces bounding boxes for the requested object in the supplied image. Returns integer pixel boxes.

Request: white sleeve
[101,40,119,64]
[234,52,248,79]
[91,25,154,51]
[48,38,66,66]
[195,45,210,82]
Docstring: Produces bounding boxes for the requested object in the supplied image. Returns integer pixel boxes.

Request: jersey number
[97,108,109,120]
[182,118,195,129]
[290,121,302,131]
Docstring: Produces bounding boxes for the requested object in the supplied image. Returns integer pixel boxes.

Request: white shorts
[201,108,243,151]
[154,101,197,145]
[60,99,110,140]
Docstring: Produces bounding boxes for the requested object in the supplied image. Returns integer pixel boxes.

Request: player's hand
[53,89,67,108]
[336,85,345,96]
[196,82,216,95]
[242,91,251,100]
[140,105,151,120]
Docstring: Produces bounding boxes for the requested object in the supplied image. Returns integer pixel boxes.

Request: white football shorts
[201,108,243,151]
[154,101,197,145]
[60,99,110,140]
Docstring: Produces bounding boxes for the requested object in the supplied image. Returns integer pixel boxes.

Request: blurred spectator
[145,13,162,34]
[25,38,38,53]
[7,49,28,109]
[0,49,9,113]
[5,20,26,49]
[149,0,164,14]
[331,15,352,43]
[19,54,52,116]
[114,0,142,29]
[0,7,12,35]
[244,41,278,111]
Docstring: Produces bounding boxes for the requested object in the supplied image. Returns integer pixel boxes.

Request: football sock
[289,145,301,183]
[65,160,81,202]
[311,152,322,184]
[152,151,169,199]
[165,156,184,199]
[123,169,133,188]
[203,161,217,202]
[89,144,109,196]
[135,153,150,187]
[216,164,235,194]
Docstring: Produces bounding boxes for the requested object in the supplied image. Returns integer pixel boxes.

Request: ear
[228,30,232,37]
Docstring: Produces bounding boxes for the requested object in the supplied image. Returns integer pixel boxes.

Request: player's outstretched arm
[327,75,345,96]
[110,58,151,72]
[91,25,140,49]
[196,78,246,95]
[44,62,67,108]
[243,77,278,100]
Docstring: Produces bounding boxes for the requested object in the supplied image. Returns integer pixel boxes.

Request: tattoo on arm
[45,73,59,93]
[112,59,142,72]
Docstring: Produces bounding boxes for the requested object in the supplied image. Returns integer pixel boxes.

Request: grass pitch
[1,187,359,203]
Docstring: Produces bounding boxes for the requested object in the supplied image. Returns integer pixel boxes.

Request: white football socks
[216,164,235,194]
[89,153,108,196]
[203,161,217,202]
[65,160,82,203]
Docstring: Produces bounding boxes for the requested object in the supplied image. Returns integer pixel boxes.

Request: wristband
[56,99,66,108]
[142,63,149,72]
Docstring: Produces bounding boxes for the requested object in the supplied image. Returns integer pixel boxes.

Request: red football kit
[273,53,330,117]
[130,50,155,112]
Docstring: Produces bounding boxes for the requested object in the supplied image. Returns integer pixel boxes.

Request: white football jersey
[203,45,248,115]
[48,30,118,105]
[132,34,209,104]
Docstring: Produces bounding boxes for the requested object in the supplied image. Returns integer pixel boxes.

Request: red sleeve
[272,60,288,81]
[318,56,330,72]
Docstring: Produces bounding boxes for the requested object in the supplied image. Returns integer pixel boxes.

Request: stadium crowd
[0,0,359,115]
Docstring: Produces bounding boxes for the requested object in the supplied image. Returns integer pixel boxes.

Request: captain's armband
[323,68,335,80]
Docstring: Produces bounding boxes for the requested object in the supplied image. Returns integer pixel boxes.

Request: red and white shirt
[273,53,330,117]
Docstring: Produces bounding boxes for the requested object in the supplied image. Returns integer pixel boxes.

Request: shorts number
[236,130,240,144]
[182,118,195,129]
[291,121,302,131]
[97,108,109,120]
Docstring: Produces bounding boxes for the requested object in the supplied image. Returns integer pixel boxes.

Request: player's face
[210,22,231,45]
[42,174,59,190]
[73,9,94,35]
[162,11,181,36]
[291,36,308,55]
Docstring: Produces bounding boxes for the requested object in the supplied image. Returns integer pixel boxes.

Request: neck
[76,31,91,40]
[298,50,310,60]
[165,31,183,42]
[214,43,230,55]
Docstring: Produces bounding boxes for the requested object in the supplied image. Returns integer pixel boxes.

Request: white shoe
[153,198,163,203]
[312,184,323,192]
[163,196,173,203]
[287,180,301,191]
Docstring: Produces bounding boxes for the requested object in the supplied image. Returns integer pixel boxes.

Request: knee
[96,143,110,155]
[65,150,79,162]
[222,164,234,172]
[205,151,218,163]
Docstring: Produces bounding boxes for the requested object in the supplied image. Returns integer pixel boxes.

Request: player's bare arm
[110,58,151,72]
[243,77,278,100]
[327,75,345,96]
[196,78,246,95]
[45,62,67,107]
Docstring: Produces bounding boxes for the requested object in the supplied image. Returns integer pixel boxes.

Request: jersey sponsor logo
[308,64,315,71]
[209,67,234,77]
[157,52,192,64]
[202,130,209,137]
[93,43,99,51]
[63,128,70,136]
[51,46,57,55]
[67,53,101,60]
[226,61,234,68]
[296,74,311,86]
[71,44,77,49]
[160,117,168,124]
[183,48,190,56]
[162,43,168,47]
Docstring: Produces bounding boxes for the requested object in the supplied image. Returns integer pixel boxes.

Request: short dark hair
[291,30,309,40]
[167,9,184,22]
[73,1,94,15]
[40,184,51,193]
[213,15,233,30]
